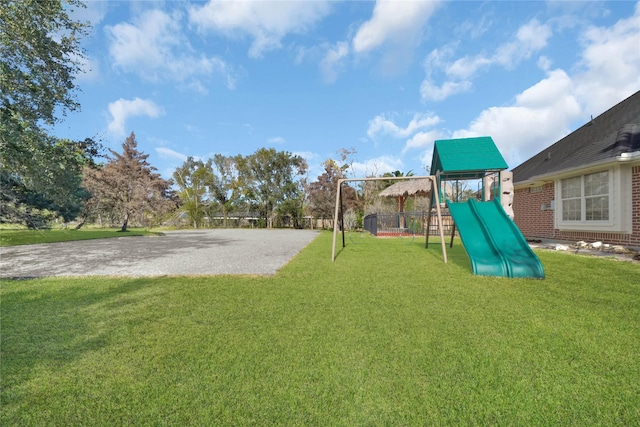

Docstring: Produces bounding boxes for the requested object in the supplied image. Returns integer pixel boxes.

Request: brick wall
[513,183,555,238]
[514,167,640,248]
[632,165,640,246]
[552,230,634,246]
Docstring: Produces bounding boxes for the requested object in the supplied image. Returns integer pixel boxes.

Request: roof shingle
[512,91,640,184]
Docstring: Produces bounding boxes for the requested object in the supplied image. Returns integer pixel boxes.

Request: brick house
[512,91,640,247]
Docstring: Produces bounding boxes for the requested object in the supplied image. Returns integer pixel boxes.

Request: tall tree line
[1,0,92,227]
[173,148,308,228]
[0,0,392,230]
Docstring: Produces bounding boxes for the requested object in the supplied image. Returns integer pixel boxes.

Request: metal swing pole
[331,179,344,262]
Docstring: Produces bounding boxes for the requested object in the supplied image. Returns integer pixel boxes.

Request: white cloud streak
[155,147,188,162]
[420,79,472,103]
[421,19,553,102]
[352,0,440,54]
[367,113,441,141]
[448,4,640,168]
[452,69,583,166]
[107,98,164,137]
[189,0,333,59]
[404,130,443,154]
[350,156,404,177]
[574,2,640,115]
[320,41,350,84]
[106,9,235,91]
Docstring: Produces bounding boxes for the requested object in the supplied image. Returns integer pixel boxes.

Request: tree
[1,0,91,225]
[381,170,414,188]
[210,154,237,227]
[83,133,174,231]
[307,159,359,228]
[0,136,100,227]
[173,157,214,228]
[235,148,308,227]
[307,159,341,220]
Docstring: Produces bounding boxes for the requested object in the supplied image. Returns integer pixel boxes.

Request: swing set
[331,175,448,263]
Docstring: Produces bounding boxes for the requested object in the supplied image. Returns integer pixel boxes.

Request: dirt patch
[0,229,320,279]
[527,239,640,265]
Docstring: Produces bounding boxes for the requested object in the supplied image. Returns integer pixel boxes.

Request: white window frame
[555,165,632,233]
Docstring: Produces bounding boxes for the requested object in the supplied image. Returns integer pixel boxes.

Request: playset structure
[429,137,544,279]
[331,136,544,279]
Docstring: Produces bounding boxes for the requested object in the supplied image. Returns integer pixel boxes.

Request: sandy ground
[0,229,320,279]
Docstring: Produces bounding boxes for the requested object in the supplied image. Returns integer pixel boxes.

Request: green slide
[448,199,545,279]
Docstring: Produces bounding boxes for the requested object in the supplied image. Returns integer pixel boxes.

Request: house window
[584,171,609,220]
[561,177,581,220]
[560,171,609,221]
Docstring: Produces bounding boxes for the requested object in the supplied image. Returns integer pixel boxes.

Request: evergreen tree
[83,133,173,231]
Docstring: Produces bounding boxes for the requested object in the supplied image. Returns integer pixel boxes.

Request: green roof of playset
[430,136,508,180]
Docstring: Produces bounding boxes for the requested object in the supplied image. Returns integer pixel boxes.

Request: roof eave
[514,151,640,188]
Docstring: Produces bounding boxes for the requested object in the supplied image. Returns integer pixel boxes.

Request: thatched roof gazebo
[378,178,432,229]
[378,178,432,212]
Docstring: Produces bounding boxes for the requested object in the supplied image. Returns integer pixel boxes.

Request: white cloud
[367,112,441,141]
[293,150,318,162]
[574,2,640,115]
[72,0,108,28]
[365,113,442,169]
[447,19,551,78]
[107,98,164,137]
[351,0,441,75]
[537,56,552,71]
[106,9,235,91]
[352,0,440,54]
[421,19,552,102]
[267,136,286,145]
[72,52,100,82]
[350,156,404,177]
[443,6,640,169]
[189,0,332,58]
[403,130,443,154]
[446,55,493,81]
[493,19,552,68]
[156,147,188,162]
[420,79,472,102]
[301,0,439,83]
[452,69,582,167]
[319,41,350,84]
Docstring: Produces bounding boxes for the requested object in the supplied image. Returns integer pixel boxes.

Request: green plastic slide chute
[448,199,545,279]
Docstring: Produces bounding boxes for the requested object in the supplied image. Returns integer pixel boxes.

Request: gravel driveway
[0,229,320,279]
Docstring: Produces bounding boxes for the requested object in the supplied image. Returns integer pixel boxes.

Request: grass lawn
[1,232,639,425]
[0,227,162,247]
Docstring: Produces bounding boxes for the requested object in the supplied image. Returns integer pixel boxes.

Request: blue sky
[57,0,640,180]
